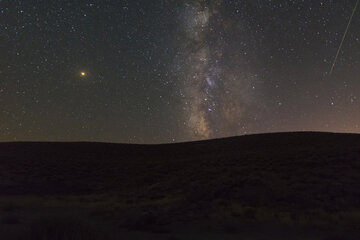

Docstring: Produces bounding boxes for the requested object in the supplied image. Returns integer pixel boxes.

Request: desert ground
[0,132,359,239]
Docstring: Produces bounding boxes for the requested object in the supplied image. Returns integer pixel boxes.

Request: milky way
[179,1,258,140]
[1,1,360,143]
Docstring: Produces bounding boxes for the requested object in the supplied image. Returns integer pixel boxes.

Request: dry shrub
[1,215,20,224]
[19,216,99,240]
[1,201,18,212]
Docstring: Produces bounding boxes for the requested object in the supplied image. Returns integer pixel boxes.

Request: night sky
[1,0,360,143]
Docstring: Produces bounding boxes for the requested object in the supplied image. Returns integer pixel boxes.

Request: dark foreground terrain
[0,132,360,239]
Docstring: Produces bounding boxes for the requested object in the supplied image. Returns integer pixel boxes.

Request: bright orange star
[80,72,86,77]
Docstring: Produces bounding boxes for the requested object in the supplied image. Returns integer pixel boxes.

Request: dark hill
[1,132,360,239]
[1,132,360,209]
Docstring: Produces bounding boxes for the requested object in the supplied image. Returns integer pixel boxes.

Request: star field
[1,0,360,143]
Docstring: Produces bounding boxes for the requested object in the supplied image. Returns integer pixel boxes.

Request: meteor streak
[329,0,359,76]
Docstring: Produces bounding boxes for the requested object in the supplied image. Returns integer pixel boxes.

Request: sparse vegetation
[1,215,20,225]
[24,218,97,240]
[0,201,18,212]
[0,132,359,238]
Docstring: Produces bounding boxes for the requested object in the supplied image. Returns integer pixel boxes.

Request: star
[2,1,360,143]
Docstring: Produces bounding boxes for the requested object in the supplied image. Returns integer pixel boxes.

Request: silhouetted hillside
[1,132,360,239]
[1,132,360,208]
